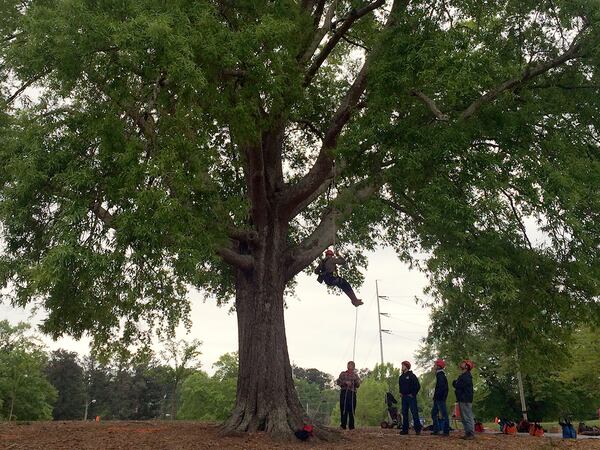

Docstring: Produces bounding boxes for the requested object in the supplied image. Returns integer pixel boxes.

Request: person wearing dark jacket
[315,249,363,307]
[398,360,421,435]
[430,359,450,436]
[453,359,475,440]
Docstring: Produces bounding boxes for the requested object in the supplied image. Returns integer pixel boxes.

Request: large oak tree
[1,0,599,438]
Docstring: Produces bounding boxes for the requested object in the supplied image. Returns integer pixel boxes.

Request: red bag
[529,423,544,437]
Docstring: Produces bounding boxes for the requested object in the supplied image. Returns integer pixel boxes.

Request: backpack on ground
[559,418,577,439]
[502,421,517,435]
[529,422,544,437]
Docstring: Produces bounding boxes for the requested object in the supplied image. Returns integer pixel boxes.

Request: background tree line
[0,320,340,423]
[1,318,598,424]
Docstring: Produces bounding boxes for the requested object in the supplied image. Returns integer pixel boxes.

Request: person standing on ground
[336,361,361,430]
[431,358,450,436]
[399,360,422,435]
[453,359,475,440]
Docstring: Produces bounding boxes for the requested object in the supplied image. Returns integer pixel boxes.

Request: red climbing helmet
[325,249,334,256]
[401,360,411,370]
[435,359,446,369]
[461,359,474,370]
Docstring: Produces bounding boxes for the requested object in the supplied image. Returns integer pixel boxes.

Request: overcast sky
[1,246,432,377]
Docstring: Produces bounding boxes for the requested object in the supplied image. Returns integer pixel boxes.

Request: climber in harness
[315,249,363,307]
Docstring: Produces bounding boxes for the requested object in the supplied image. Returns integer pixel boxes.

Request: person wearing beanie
[398,360,422,435]
[431,359,449,436]
[336,361,361,430]
[453,359,475,440]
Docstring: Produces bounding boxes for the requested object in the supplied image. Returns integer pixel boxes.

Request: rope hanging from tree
[352,307,358,361]
[326,160,338,249]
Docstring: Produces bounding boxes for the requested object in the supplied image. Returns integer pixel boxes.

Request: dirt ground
[1,421,600,450]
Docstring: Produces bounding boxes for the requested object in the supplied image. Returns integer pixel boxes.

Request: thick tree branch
[261,123,286,197]
[411,90,449,121]
[299,0,339,65]
[304,0,385,85]
[283,0,407,220]
[312,0,326,26]
[284,182,379,280]
[221,68,247,79]
[281,63,368,219]
[300,0,316,13]
[242,142,270,229]
[459,27,588,121]
[90,201,115,227]
[228,227,259,244]
[217,247,254,271]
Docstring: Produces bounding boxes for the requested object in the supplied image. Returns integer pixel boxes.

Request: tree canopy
[1,0,599,437]
[1,0,598,351]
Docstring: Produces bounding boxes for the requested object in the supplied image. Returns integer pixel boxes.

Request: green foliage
[559,328,600,418]
[355,377,389,426]
[292,365,337,425]
[419,326,600,422]
[212,352,239,382]
[0,321,57,420]
[45,350,86,420]
[178,353,238,421]
[292,365,333,390]
[177,371,236,421]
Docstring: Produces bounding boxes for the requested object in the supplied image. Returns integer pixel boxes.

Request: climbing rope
[352,307,358,361]
[325,160,338,250]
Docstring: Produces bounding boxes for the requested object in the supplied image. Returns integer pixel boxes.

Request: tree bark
[220,216,337,440]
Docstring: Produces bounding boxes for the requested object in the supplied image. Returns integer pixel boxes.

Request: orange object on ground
[529,423,544,437]
[454,403,461,419]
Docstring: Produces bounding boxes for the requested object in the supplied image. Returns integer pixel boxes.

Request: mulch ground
[1,421,599,450]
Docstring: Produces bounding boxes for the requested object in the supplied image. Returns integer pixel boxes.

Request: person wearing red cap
[315,249,363,306]
[453,360,475,440]
[431,359,449,436]
[398,360,421,435]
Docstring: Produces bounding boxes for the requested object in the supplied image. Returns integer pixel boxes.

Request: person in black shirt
[453,359,475,440]
[431,358,449,436]
[398,360,421,435]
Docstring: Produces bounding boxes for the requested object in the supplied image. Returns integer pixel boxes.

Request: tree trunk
[220,223,336,441]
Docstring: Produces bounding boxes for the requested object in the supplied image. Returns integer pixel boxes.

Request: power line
[380,313,430,327]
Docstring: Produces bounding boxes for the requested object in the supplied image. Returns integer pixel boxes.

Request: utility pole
[515,348,528,421]
[375,280,384,366]
[83,397,96,421]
